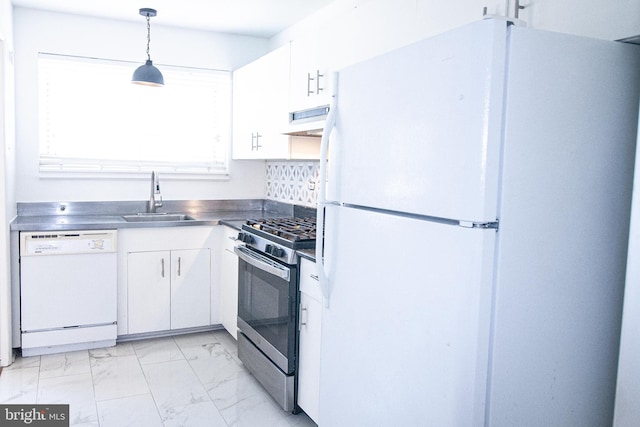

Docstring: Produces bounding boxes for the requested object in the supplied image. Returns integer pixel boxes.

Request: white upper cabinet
[289,35,333,113]
[232,44,291,159]
[232,44,321,160]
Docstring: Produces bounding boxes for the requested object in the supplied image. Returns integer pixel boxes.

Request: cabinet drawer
[299,258,321,300]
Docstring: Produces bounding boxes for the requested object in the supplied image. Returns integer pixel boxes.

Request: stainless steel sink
[122,213,196,222]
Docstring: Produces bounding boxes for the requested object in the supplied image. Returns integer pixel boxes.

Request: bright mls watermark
[0,405,69,426]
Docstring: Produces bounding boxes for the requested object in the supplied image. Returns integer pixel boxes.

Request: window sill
[38,170,231,181]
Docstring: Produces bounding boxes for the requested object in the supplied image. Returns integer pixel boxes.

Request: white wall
[0,0,14,366]
[270,0,640,56]
[13,8,271,202]
[524,0,640,40]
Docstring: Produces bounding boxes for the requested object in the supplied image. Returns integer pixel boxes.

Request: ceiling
[10,0,336,38]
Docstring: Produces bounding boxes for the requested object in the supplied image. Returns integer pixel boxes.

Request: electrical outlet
[308,181,316,191]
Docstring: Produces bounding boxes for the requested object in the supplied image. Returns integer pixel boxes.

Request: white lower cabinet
[127,251,171,334]
[170,249,211,330]
[220,226,239,339]
[127,248,211,334]
[118,227,218,336]
[297,257,321,424]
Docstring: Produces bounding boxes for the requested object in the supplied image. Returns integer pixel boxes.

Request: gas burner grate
[245,217,316,242]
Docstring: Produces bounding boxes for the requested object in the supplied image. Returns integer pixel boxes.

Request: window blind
[38,53,231,176]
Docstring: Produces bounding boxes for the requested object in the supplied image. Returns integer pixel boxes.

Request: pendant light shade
[132,60,164,86]
[132,8,164,86]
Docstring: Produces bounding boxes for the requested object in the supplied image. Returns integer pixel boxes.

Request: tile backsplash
[266,161,320,208]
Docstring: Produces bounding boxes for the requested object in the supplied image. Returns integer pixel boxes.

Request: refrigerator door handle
[316,72,338,308]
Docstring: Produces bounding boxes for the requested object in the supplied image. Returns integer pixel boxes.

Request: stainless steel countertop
[10,211,260,231]
[297,248,316,262]
[10,199,310,232]
[218,219,246,231]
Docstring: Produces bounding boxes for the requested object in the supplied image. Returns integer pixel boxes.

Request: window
[38,53,231,177]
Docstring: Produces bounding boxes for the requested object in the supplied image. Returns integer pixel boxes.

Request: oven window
[238,259,295,358]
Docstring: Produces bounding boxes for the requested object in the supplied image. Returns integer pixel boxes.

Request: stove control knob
[265,244,273,254]
[273,247,285,258]
[237,232,253,244]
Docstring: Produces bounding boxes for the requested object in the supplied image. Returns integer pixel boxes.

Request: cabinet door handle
[255,133,262,150]
[300,306,309,327]
[161,258,165,278]
[307,72,314,96]
[310,274,319,281]
[316,69,324,94]
[251,132,262,151]
[177,257,181,277]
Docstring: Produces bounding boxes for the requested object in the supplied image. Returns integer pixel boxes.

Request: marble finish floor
[0,330,316,427]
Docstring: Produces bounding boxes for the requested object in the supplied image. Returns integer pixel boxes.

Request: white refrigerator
[315,19,640,427]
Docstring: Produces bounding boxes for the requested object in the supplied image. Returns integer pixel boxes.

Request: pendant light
[132,8,164,86]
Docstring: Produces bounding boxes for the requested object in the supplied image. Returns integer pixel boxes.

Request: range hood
[283,105,329,136]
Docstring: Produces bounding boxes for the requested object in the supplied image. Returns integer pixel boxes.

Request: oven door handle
[234,245,290,281]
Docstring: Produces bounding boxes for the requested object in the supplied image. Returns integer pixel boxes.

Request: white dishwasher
[20,230,118,356]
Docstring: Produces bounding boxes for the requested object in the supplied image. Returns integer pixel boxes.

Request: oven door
[234,245,298,374]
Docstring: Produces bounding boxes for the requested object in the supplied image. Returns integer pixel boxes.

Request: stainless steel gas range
[233,216,316,412]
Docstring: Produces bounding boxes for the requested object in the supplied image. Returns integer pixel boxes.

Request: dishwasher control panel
[20,230,118,256]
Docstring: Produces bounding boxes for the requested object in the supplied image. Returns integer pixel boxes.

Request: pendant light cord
[146,14,151,61]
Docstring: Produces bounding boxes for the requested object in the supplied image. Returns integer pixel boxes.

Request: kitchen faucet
[148,171,163,213]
